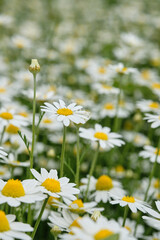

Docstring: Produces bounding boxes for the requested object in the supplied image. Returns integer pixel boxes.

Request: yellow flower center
[116,67,127,74]
[0,211,10,232]
[119,100,125,106]
[152,83,160,89]
[6,124,19,134]
[0,171,4,175]
[0,112,13,120]
[154,148,160,155]
[149,102,159,109]
[47,196,59,206]
[94,229,114,240]
[69,199,84,214]
[18,112,28,117]
[125,226,132,232]
[154,179,160,189]
[69,217,82,235]
[115,165,125,172]
[16,41,24,49]
[43,118,53,124]
[96,175,113,191]
[0,88,6,93]
[122,196,135,203]
[98,67,106,74]
[141,70,150,80]
[104,103,114,110]
[1,179,25,198]
[102,84,112,90]
[57,108,73,116]
[41,178,61,193]
[94,132,108,141]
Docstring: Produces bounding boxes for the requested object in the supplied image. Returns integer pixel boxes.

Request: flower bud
[50,225,61,236]
[29,59,40,74]
[91,210,101,221]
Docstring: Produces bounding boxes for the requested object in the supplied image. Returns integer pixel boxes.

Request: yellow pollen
[18,112,28,117]
[149,102,159,109]
[96,175,113,191]
[94,132,108,141]
[102,84,112,90]
[115,165,125,172]
[47,196,59,206]
[152,83,160,89]
[104,103,114,110]
[98,67,106,74]
[57,108,73,116]
[0,88,6,93]
[43,118,52,124]
[41,178,61,193]
[69,199,84,214]
[125,226,132,232]
[0,211,10,232]
[94,229,114,240]
[154,180,160,189]
[141,70,150,80]
[0,112,13,120]
[16,42,24,49]
[122,196,135,203]
[69,217,82,235]
[6,124,19,134]
[154,148,160,156]
[1,179,25,198]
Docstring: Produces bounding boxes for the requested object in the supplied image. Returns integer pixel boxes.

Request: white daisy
[139,145,160,163]
[0,153,29,167]
[79,124,125,150]
[144,113,160,128]
[41,99,90,127]
[0,210,33,240]
[110,195,153,213]
[109,63,137,75]
[0,179,46,207]
[80,175,125,203]
[59,215,135,240]
[92,83,120,95]
[136,100,160,113]
[142,201,160,230]
[31,168,79,201]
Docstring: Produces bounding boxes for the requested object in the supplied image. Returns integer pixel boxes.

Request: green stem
[84,142,99,201]
[122,206,129,227]
[27,204,32,224]
[31,197,48,240]
[30,73,37,177]
[0,126,6,145]
[60,126,66,178]
[75,127,80,188]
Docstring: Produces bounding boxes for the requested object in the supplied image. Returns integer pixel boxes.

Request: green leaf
[103,234,119,240]
[18,130,31,156]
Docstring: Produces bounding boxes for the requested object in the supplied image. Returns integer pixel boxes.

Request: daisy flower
[79,124,125,150]
[0,147,8,159]
[59,215,135,240]
[92,83,120,95]
[41,99,90,127]
[0,179,46,207]
[0,153,29,167]
[109,63,137,75]
[80,175,125,203]
[0,210,33,240]
[136,100,160,113]
[48,209,79,233]
[110,195,153,213]
[139,145,160,163]
[50,198,104,214]
[142,201,160,230]
[144,113,160,128]
[31,168,79,201]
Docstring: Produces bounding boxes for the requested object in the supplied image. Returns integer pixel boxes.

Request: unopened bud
[133,113,142,122]
[50,225,61,236]
[47,149,55,157]
[29,59,40,74]
[91,210,101,221]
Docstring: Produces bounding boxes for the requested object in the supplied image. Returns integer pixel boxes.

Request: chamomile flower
[79,124,125,150]
[0,153,29,167]
[41,99,90,127]
[60,215,135,240]
[50,198,104,214]
[0,179,46,207]
[142,201,160,230]
[31,168,79,201]
[109,63,137,75]
[110,195,152,213]
[137,100,160,113]
[0,210,33,240]
[139,146,160,163]
[144,113,160,128]
[93,83,120,95]
[80,175,125,203]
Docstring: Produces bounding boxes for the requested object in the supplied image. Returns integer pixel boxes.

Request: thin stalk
[60,126,66,178]
[113,80,122,132]
[75,127,80,188]
[30,73,37,177]
[84,142,99,201]
[122,206,129,227]
[0,126,6,145]
[31,197,48,240]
